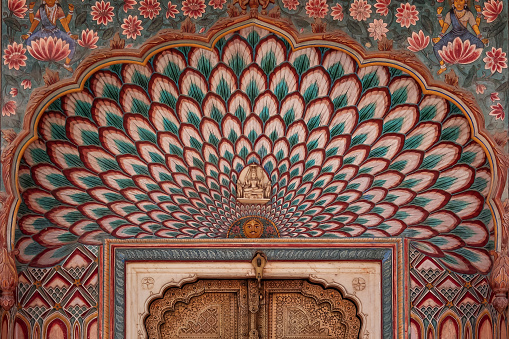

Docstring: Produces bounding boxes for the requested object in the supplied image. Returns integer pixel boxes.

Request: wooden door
[144,279,361,339]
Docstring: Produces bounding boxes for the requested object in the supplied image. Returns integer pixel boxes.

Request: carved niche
[144,279,361,339]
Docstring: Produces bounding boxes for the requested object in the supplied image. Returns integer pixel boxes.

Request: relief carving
[490,199,509,313]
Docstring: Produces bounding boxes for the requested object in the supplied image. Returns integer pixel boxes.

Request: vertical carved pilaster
[490,200,509,313]
[0,247,17,311]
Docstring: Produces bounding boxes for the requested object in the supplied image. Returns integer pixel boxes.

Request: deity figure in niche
[432,0,488,75]
[21,0,77,72]
[237,164,271,203]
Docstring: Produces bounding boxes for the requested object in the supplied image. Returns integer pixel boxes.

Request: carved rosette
[0,247,17,311]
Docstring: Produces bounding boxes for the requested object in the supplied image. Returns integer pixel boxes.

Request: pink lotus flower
[182,0,206,19]
[489,103,505,120]
[305,0,328,18]
[21,79,31,89]
[123,0,136,12]
[396,3,418,28]
[3,42,27,70]
[331,3,344,21]
[2,101,16,117]
[8,0,27,18]
[483,47,507,74]
[208,0,226,9]
[166,1,179,18]
[10,88,18,97]
[139,0,161,19]
[407,30,429,52]
[27,37,70,62]
[368,19,388,41]
[491,92,500,101]
[482,0,503,23]
[282,0,299,10]
[475,83,486,94]
[438,37,482,65]
[349,0,371,21]
[78,29,99,49]
[374,0,390,16]
[91,0,115,25]
[121,15,143,39]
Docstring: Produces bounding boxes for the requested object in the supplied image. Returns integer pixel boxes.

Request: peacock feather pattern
[15,27,494,274]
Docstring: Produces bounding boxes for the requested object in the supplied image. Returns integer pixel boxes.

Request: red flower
[3,42,27,70]
[438,37,482,64]
[21,79,31,89]
[8,0,27,18]
[368,19,388,41]
[305,0,328,18]
[139,0,161,19]
[475,83,486,94]
[10,88,18,97]
[27,37,70,62]
[349,0,371,22]
[78,29,99,49]
[489,103,505,120]
[374,0,390,16]
[208,0,226,9]
[182,0,206,19]
[331,3,344,21]
[123,0,136,12]
[166,1,179,18]
[482,0,503,23]
[199,27,205,33]
[2,101,16,117]
[491,92,501,101]
[396,3,418,28]
[282,0,299,10]
[91,0,115,25]
[407,30,429,52]
[483,47,507,74]
[121,15,143,39]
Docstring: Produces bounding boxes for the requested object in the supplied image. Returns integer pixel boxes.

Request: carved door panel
[257,280,361,339]
[145,280,250,339]
[145,279,361,339]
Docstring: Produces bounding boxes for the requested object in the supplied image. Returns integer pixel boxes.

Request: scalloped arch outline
[2,16,505,251]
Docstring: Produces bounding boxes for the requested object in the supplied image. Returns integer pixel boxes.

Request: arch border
[1,14,505,250]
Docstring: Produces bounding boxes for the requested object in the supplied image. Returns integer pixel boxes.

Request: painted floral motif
[489,103,505,120]
[121,15,143,39]
[139,0,161,19]
[349,0,371,21]
[475,83,486,94]
[182,0,206,19]
[2,42,27,70]
[482,0,503,23]
[368,19,388,41]
[7,0,28,19]
[305,0,328,19]
[91,0,115,25]
[491,92,500,101]
[483,47,507,74]
[437,37,483,65]
[21,79,31,90]
[208,0,226,10]
[166,1,179,18]
[78,29,99,49]
[374,0,390,16]
[9,88,17,97]
[331,3,344,21]
[123,0,137,12]
[396,2,419,28]
[282,0,299,11]
[26,37,71,62]
[2,101,16,116]
[407,30,429,52]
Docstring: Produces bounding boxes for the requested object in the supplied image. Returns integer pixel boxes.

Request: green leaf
[292,18,309,29]
[4,74,17,86]
[421,15,434,35]
[75,12,87,27]
[32,62,42,84]
[347,20,362,36]
[462,65,477,88]
[102,27,115,40]
[4,17,21,32]
[147,17,163,32]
